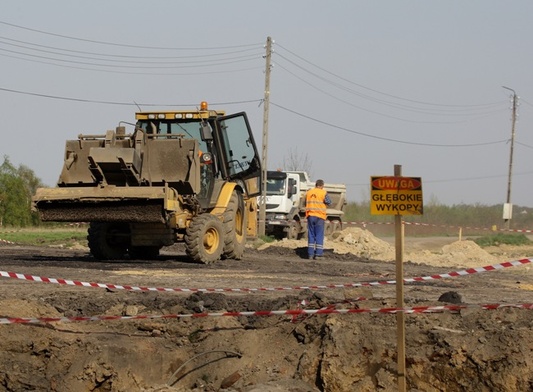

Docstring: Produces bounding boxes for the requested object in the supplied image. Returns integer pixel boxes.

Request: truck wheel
[324,220,334,238]
[223,191,246,260]
[324,219,341,238]
[129,246,160,260]
[331,220,342,234]
[272,227,285,240]
[87,222,129,260]
[286,220,299,240]
[296,220,307,240]
[185,214,225,264]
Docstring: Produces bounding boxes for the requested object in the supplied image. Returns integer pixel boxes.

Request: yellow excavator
[32,102,262,264]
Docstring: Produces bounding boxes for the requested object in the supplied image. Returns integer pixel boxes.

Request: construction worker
[305,179,332,260]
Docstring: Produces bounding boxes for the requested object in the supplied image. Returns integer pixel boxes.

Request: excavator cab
[134,110,261,208]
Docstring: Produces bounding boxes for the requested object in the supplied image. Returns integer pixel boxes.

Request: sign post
[370,165,423,392]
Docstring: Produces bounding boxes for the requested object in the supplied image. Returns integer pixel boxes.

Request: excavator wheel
[185,214,225,264]
[223,190,246,260]
[87,222,129,260]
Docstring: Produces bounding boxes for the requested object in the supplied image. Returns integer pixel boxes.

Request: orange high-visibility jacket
[305,188,328,220]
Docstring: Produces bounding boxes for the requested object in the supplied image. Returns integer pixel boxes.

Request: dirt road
[1,229,533,391]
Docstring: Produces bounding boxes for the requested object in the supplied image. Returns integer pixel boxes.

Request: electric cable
[270,101,508,147]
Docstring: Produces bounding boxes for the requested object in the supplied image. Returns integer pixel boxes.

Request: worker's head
[315,179,324,188]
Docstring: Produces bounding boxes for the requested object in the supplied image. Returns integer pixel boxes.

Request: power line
[274,61,507,124]
[0,46,261,69]
[516,141,533,150]
[0,86,261,107]
[0,83,506,148]
[0,25,265,74]
[520,98,533,108]
[0,24,524,150]
[275,43,506,110]
[270,101,508,147]
[0,51,263,76]
[0,35,263,59]
[345,170,533,187]
[0,38,263,65]
[0,19,262,50]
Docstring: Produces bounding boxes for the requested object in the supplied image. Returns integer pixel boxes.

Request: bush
[471,233,532,247]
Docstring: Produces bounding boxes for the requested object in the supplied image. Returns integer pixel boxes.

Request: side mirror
[200,122,213,141]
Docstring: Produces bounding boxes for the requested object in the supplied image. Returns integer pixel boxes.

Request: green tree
[17,163,44,198]
[0,156,42,227]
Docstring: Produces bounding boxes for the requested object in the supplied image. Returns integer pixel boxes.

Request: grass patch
[247,235,277,250]
[471,233,532,247]
[258,235,277,243]
[0,227,88,247]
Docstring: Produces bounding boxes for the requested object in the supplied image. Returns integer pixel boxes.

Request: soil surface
[1,228,533,391]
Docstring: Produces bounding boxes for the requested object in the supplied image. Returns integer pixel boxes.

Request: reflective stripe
[306,188,328,220]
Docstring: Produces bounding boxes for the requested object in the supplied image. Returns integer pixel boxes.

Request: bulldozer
[32,102,262,264]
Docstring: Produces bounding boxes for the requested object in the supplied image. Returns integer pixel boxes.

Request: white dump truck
[262,171,346,239]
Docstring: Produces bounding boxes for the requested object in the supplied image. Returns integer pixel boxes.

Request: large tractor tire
[87,222,129,260]
[223,190,246,260]
[185,214,225,264]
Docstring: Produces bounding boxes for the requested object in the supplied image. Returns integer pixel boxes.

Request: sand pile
[259,227,500,268]
[405,240,499,268]
[329,227,395,260]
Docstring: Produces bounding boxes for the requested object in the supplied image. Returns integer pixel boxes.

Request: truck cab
[261,170,346,240]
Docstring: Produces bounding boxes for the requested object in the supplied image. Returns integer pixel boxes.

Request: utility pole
[258,36,272,236]
[502,86,518,230]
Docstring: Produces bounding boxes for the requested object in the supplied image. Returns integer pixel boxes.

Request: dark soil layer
[0,243,532,391]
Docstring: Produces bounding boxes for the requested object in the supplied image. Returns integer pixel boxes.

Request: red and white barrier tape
[403,221,533,234]
[261,219,533,233]
[1,258,531,294]
[2,303,532,325]
[0,238,15,245]
[404,258,532,282]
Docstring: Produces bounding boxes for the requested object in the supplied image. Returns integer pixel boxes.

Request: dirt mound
[257,227,394,260]
[408,239,499,268]
[259,227,499,268]
[0,298,62,318]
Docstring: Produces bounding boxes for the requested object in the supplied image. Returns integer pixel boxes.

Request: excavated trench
[0,232,533,391]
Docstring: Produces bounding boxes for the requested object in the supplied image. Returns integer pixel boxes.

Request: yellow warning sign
[370,176,423,215]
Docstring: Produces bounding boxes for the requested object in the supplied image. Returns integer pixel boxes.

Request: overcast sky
[2,1,533,208]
